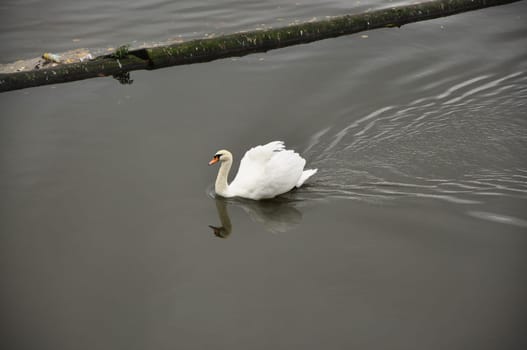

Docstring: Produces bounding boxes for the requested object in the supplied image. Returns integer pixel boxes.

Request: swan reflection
[209,196,303,238]
[209,198,233,238]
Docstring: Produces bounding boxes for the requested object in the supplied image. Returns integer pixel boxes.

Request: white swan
[208,141,317,200]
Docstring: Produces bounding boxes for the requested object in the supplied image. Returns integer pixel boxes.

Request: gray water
[1,1,527,349]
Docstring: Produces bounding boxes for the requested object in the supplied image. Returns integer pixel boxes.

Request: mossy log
[0,0,521,93]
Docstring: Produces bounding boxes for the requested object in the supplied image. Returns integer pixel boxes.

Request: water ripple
[300,69,527,216]
[468,211,527,228]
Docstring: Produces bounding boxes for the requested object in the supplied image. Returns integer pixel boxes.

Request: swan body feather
[209,141,317,200]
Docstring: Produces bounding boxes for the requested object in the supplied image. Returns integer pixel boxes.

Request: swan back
[229,141,313,199]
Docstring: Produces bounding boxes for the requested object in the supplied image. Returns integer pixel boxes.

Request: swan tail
[296,168,317,188]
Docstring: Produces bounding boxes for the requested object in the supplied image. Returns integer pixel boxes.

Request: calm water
[1,1,527,349]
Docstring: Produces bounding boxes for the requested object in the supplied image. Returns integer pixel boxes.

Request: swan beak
[208,157,219,166]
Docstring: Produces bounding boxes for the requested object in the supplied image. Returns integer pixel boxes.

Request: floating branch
[0,0,521,93]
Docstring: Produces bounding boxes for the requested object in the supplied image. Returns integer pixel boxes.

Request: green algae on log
[0,0,521,93]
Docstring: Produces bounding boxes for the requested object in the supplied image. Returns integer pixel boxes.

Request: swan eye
[214,154,221,159]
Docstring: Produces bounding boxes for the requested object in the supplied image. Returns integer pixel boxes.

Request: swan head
[208,149,233,166]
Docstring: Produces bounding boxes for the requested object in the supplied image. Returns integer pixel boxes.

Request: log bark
[0,0,521,93]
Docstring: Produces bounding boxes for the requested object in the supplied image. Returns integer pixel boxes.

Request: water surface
[1,1,526,349]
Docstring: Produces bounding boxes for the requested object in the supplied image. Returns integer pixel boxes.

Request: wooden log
[0,0,521,93]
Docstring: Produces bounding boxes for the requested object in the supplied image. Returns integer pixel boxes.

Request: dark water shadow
[208,195,303,238]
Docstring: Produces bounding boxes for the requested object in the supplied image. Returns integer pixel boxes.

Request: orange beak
[208,157,219,166]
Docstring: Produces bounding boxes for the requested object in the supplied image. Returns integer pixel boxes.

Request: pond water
[1,1,526,349]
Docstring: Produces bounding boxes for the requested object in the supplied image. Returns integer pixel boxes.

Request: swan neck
[215,159,232,197]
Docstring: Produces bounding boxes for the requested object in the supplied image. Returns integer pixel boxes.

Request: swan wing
[233,141,285,184]
[230,141,311,199]
[241,141,285,166]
